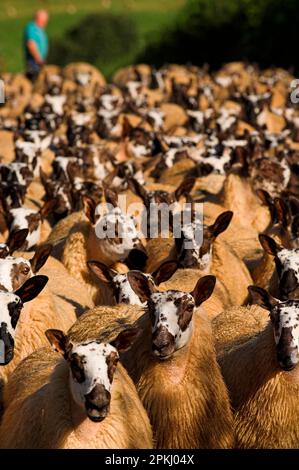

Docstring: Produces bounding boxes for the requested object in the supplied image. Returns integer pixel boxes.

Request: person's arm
[26,39,44,65]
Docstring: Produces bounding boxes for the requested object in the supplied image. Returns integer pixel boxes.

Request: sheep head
[45,326,140,422]
[127,271,215,359]
[249,285,299,372]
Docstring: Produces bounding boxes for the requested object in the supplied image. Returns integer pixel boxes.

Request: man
[24,10,49,81]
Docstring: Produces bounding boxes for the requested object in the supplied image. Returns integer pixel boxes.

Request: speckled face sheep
[250,287,299,371]
[88,260,179,307]
[0,243,52,292]
[250,156,291,198]
[174,210,233,271]
[46,326,140,422]
[259,234,299,299]
[0,276,48,365]
[124,124,162,159]
[127,271,216,359]
[83,196,147,269]
[5,202,55,250]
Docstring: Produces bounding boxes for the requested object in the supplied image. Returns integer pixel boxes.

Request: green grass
[0,0,185,74]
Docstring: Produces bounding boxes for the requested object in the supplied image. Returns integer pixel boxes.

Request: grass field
[0,0,186,75]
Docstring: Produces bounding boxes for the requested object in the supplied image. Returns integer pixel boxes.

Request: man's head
[35,9,49,29]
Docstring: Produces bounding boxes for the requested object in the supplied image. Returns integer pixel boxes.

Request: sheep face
[148,291,195,359]
[250,157,291,198]
[111,272,152,306]
[250,285,299,371]
[126,127,161,159]
[88,260,179,306]
[0,257,32,291]
[176,211,233,270]
[109,161,144,191]
[69,342,119,422]
[91,205,145,265]
[0,162,33,188]
[127,272,215,360]
[0,292,23,365]
[178,221,211,271]
[46,327,140,422]
[271,301,299,371]
[10,208,41,249]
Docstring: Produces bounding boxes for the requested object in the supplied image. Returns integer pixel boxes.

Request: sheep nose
[152,326,174,358]
[85,384,111,422]
[277,354,296,371]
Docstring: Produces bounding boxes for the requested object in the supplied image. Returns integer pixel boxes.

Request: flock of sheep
[0,61,298,448]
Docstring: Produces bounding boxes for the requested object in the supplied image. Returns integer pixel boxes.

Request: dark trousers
[26,59,41,82]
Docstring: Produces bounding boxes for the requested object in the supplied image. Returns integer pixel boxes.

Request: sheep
[257,234,299,300]
[0,242,51,292]
[119,272,234,448]
[87,259,179,306]
[219,286,299,448]
[61,195,147,305]
[90,244,229,319]
[149,210,252,311]
[221,173,271,259]
[1,201,56,250]
[0,275,48,365]
[0,250,91,408]
[0,275,48,409]
[0,307,153,449]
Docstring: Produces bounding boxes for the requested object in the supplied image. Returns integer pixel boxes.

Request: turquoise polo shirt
[24,21,48,61]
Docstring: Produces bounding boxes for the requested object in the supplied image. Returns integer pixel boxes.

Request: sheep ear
[191,275,216,306]
[174,177,196,201]
[14,275,48,303]
[127,178,148,204]
[6,228,29,254]
[258,234,281,256]
[274,198,291,227]
[104,188,118,208]
[256,189,273,207]
[151,260,179,285]
[30,244,52,273]
[45,329,68,358]
[111,327,141,352]
[39,199,57,220]
[125,247,148,271]
[87,260,117,284]
[127,271,157,303]
[248,286,278,311]
[82,196,97,225]
[209,211,233,238]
